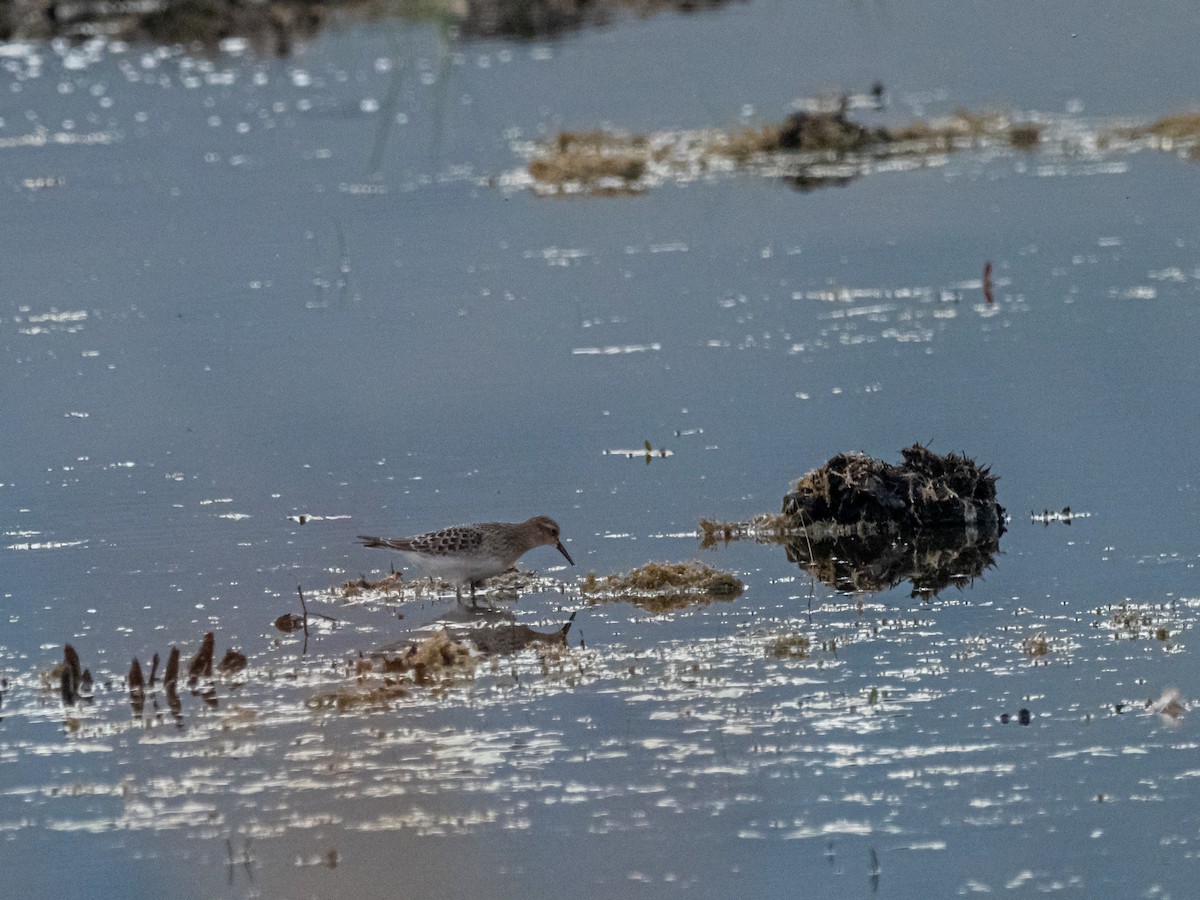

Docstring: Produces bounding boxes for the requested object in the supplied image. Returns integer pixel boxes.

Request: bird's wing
[407,526,485,554]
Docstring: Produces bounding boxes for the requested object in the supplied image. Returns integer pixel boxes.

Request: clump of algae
[1116,112,1200,141]
[581,561,744,613]
[1096,601,1175,643]
[1102,112,1200,159]
[526,102,1200,197]
[527,129,649,192]
[525,104,1037,194]
[1022,633,1050,659]
[769,634,811,659]
[311,631,475,710]
[339,571,405,597]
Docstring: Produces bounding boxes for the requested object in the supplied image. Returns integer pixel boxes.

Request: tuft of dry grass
[1100,602,1174,643]
[770,634,811,659]
[1022,633,1050,658]
[311,631,475,710]
[581,560,744,612]
[528,131,648,190]
[589,560,743,595]
[1140,113,1200,140]
[382,631,475,683]
[711,124,785,161]
[340,572,405,597]
[526,104,1200,198]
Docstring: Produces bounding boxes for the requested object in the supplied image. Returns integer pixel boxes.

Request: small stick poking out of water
[128,657,146,718]
[163,646,180,689]
[129,658,144,694]
[60,644,85,704]
[297,585,311,638]
[187,632,215,685]
[983,260,994,304]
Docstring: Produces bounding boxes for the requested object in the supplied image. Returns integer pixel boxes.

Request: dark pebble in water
[1018,708,1031,726]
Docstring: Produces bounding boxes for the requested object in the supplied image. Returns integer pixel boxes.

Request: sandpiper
[357,515,575,602]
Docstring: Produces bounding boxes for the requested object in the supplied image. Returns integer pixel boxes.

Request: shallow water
[3,3,1200,897]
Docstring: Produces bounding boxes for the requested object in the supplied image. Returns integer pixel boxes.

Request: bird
[357,515,574,602]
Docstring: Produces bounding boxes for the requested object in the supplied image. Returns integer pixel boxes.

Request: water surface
[3,3,1200,897]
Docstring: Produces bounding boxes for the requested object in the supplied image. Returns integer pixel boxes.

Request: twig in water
[295,585,339,626]
[296,585,311,638]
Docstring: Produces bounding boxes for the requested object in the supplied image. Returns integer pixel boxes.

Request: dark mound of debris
[781,444,1005,534]
[776,106,887,155]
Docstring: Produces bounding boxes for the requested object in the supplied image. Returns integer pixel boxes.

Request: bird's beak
[556,541,575,566]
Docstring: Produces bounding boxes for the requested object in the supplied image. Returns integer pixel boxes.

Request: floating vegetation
[340,571,406,598]
[516,103,1200,196]
[603,440,673,462]
[1021,633,1050,659]
[769,633,811,659]
[1105,112,1200,159]
[781,444,1005,534]
[288,513,352,525]
[312,631,476,709]
[528,131,650,195]
[1095,601,1177,643]
[374,631,475,681]
[581,561,744,612]
[1031,507,1092,525]
[1138,112,1200,139]
[518,104,1040,195]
